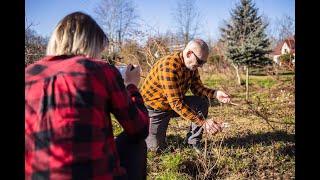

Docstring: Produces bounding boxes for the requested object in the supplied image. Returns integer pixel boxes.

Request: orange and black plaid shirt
[140,51,216,125]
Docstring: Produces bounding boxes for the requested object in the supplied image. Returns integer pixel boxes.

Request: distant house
[271,35,295,66]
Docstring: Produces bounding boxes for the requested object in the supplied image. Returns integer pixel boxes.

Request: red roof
[271,35,295,55]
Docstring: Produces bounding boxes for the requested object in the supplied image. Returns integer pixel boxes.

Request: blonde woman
[25,12,149,180]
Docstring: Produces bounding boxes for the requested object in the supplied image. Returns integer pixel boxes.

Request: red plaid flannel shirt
[25,55,149,179]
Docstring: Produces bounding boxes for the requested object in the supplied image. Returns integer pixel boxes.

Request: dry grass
[146,72,295,180]
[111,71,295,179]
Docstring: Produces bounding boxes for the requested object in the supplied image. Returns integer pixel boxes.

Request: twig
[25,53,45,56]
[245,99,276,130]
[229,102,239,106]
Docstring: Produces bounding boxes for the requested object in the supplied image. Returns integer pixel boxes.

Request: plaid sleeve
[106,67,149,140]
[190,70,216,99]
[159,63,205,126]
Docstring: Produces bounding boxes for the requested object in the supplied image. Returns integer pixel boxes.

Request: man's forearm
[169,99,205,126]
[192,85,216,99]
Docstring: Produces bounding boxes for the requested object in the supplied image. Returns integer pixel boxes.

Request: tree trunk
[109,39,114,55]
[184,33,189,46]
[232,64,242,85]
[118,30,122,50]
[246,66,249,100]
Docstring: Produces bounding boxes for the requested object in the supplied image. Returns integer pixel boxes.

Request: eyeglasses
[190,50,206,65]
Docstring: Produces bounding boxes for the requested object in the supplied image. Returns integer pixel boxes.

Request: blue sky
[26,0,295,41]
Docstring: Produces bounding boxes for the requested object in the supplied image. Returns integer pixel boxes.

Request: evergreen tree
[220,0,272,99]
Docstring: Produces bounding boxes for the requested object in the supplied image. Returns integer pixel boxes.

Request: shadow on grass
[165,135,213,179]
[166,134,186,148]
[160,131,294,178]
[166,131,294,157]
[165,135,224,179]
[209,99,220,107]
[218,130,295,157]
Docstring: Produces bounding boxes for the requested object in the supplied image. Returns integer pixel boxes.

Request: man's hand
[203,118,222,135]
[214,90,232,104]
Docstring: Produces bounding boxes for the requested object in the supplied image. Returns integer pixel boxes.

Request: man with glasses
[140,39,231,154]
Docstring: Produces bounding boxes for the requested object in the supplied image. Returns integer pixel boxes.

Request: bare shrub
[25,28,48,67]
[116,28,180,76]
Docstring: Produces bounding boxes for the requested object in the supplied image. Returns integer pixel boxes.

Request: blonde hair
[46,11,108,58]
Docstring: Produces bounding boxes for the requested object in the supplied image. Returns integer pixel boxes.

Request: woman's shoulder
[70,56,114,70]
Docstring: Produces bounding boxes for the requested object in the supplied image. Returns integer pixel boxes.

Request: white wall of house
[272,39,295,67]
[281,43,290,54]
[273,42,293,66]
[292,53,295,65]
[273,55,280,64]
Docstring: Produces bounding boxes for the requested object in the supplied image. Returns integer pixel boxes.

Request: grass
[112,72,295,179]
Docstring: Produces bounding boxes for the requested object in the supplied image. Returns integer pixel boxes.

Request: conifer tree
[220,0,272,99]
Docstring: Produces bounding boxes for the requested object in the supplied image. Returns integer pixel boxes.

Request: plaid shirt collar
[177,51,189,70]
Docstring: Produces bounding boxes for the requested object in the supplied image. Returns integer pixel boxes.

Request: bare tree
[95,0,139,55]
[141,35,171,68]
[106,17,181,76]
[268,15,295,72]
[25,17,38,31]
[25,17,48,67]
[276,15,295,42]
[264,16,279,50]
[276,15,295,71]
[266,15,294,50]
[171,0,201,45]
[125,28,172,69]
[263,15,295,90]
